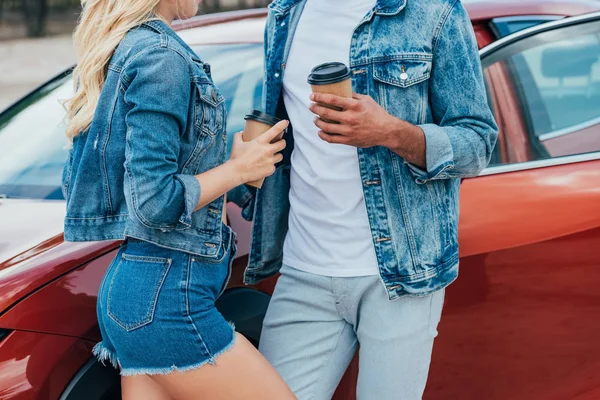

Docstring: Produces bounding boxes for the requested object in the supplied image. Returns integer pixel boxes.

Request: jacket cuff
[407,123,454,183]
[174,174,201,227]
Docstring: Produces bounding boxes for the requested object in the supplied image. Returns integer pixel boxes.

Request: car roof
[174,0,600,46]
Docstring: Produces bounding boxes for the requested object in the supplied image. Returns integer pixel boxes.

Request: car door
[425,13,600,400]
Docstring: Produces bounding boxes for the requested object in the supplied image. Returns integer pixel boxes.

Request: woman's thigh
[151,333,296,400]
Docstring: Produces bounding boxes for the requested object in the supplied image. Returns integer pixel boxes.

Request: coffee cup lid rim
[307,62,351,85]
[244,110,281,126]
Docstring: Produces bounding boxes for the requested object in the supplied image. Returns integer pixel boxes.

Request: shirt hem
[282,257,380,278]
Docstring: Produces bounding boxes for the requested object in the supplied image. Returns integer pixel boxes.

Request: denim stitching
[122,234,220,259]
[185,255,192,316]
[185,258,214,360]
[425,183,442,260]
[419,78,428,124]
[218,232,237,298]
[100,82,121,214]
[65,214,128,220]
[431,0,459,54]
[391,159,421,271]
[121,253,171,263]
[373,60,432,88]
[107,255,172,331]
[182,125,213,171]
[310,323,351,400]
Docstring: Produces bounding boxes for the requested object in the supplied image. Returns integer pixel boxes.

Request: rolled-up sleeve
[408,0,498,184]
[122,45,200,230]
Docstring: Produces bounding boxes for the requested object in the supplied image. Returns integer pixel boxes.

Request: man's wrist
[381,116,407,152]
[381,116,427,168]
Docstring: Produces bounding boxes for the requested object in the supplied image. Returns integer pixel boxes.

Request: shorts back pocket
[107,253,172,332]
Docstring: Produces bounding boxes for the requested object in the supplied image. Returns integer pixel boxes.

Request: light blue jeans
[259,265,445,400]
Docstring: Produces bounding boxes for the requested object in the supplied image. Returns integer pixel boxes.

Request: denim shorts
[93,225,237,375]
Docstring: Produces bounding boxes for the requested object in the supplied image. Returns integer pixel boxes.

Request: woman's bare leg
[150,333,295,400]
[122,375,172,400]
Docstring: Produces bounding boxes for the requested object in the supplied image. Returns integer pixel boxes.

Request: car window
[0,43,264,200]
[490,16,562,38]
[0,74,72,200]
[482,19,600,166]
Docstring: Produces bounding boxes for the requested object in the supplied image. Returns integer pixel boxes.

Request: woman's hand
[229,120,289,184]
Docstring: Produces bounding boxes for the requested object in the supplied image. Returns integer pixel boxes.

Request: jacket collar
[141,18,202,62]
[269,0,407,16]
[376,0,407,15]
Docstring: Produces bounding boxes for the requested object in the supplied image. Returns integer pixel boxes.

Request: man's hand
[309,92,427,168]
[309,92,394,148]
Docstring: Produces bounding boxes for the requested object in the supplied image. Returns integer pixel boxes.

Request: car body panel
[459,159,600,257]
[0,330,94,400]
[427,224,600,399]
[0,251,116,341]
[0,236,117,315]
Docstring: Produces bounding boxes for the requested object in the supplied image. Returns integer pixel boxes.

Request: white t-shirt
[282,0,379,277]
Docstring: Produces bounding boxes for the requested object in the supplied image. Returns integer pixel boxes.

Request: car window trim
[0,66,74,117]
[480,151,600,177]
[480,11,600,59]
[478,11,600,177]
[537,115,600,142]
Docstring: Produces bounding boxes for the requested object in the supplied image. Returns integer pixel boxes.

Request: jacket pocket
[373,57,432,88]
[373,55,432,124]
[107,254,172,332]
[194,81,226,136]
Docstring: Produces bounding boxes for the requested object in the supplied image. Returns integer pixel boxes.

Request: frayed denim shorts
[93,225,237,376]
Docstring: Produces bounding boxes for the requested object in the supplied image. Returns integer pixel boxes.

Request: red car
[1,1,600,399]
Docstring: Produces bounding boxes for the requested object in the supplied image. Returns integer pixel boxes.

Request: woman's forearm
[193,160,244,211]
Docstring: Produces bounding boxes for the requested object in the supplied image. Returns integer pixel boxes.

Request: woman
[62,0,294,398]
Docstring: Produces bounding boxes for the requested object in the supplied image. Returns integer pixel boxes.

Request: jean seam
[428,290,445,335]
[331,277,347,320]
[186,256,214,359]
[427,293,435,334]
[309,322,349,400]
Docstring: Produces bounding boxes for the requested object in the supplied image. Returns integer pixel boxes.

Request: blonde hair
[65,0,164,140]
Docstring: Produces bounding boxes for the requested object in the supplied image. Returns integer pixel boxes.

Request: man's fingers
[261,120,289,142]
[310,93,360,111]
[309,103,346,123]
[314,117,348,135]
[318,131,349,145]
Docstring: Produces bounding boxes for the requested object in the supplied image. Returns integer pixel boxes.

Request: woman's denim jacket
[63,20,229,259]
[239,0,499,299]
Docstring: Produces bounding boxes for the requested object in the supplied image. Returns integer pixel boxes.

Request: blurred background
[0,0,270,109]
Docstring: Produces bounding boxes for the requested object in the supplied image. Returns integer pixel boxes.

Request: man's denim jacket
[63,20,230,259]
[241,0,498,299]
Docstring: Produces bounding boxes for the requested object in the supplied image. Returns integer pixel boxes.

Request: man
[240,0,498,398]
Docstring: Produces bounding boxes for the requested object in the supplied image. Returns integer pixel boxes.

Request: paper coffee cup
[242,110,282,188]
[308,62,353,124]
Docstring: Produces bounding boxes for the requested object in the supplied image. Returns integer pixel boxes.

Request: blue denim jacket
[243,0,498,299]
[63,20,229,258]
